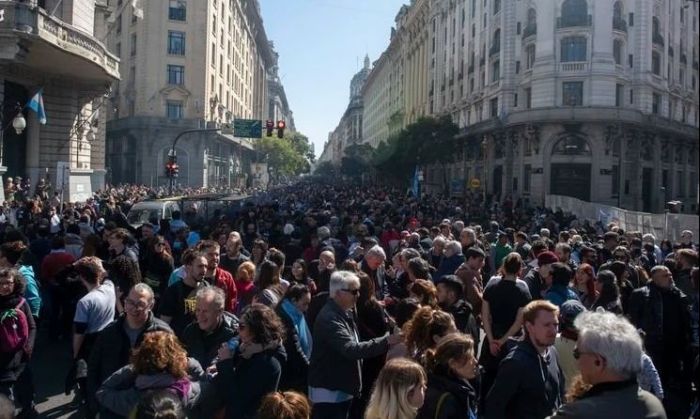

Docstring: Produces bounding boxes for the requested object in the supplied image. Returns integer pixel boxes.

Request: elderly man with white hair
[308,271,401,419]
[547,311,666,419]
[360,245,388,300]
[642,233,664,263]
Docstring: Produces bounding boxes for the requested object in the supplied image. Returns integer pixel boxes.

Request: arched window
[528,8,537,26]
[493,29,501,52]
[560,0,589,27]
[552,135,591,156]
[561,36,587,62]
[652,16,660,35]
[613,1,623,20]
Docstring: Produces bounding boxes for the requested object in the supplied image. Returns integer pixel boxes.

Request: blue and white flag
[411,166,420,198]
[26,90,47,124]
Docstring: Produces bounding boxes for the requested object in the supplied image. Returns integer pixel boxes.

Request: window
[561,36,587,62]
[517,22,521,35]
[524,165,531,193]
[560,0,589,27]
[515,60,520,74]
[490,97,499,117]
[130,33,137,56]
[628,54,633,68]
[629,89,634,104]
[168,31,185,55]
[613,40,623,65]
[211,43,216,66]
[514,93,518,107]
[166,101,184,120]
[526,44,536,69]
[525,87,532,108]
[616,84,623,107]
[494,0,501,15]
[628,12,634,26]
[116,15,122,34]
[167,65,184,85]
[491,29,501,55]
[612,165,619,195]
[652,93,661,114]
[115,42,121,58]
[652,51,661,75]
[492,60,500,82]
[563,81,583,106]
[169,0,186,21]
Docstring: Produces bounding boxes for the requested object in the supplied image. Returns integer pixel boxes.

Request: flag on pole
[26,89,47,124]
[131,0,144,19]
[411,166,420,198]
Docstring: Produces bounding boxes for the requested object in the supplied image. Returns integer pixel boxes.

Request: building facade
[358,0,699,214]
[0,0,119,202]
[104,0,285,189]
[267,44,295,132]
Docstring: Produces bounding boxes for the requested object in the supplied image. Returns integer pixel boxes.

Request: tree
[254,133,311,180]
[340,143,373,178]
[314,161,336,178]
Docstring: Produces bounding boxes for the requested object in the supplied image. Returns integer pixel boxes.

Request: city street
[32,332,78,419]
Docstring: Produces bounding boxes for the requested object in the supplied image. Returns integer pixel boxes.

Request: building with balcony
[380,0,698,214]
[267,43,295,132]
[104,0,286,189]
[0,0,119,202]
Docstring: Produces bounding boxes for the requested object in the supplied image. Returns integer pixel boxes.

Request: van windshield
[127,209,162,225]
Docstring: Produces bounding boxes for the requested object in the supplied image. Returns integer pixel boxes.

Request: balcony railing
[559,62,588,72]
[612,17,627,32]
[557,14,592,29]
[522,23,537,38]
[489,44,501,57]
[653,32,665,47]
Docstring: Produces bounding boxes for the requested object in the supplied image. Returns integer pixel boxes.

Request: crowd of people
[0,180,697,419]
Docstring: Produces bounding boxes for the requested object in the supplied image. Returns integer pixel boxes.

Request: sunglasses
[341,288,360,296]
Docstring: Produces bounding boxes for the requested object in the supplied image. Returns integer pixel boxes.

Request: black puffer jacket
[417,370,478,419]
[181,312,239,368]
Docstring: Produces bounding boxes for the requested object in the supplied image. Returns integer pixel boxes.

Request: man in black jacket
[437,275,480,343]
[485,300,565,419]
[181,286,238,368]
[308,271,401,419]
[86,283,172,418]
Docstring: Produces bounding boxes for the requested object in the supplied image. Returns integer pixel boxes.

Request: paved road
[31,331,80,419]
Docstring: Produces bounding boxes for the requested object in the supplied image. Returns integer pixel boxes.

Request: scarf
[281,298,312,357]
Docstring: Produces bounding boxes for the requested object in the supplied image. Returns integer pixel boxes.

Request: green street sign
[233,119,262,138]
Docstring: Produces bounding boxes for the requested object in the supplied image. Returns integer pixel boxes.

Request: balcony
[489,44,500,57]
[652,32,665,47]
[557,14,592,29]
[0,1,119,84]
[559,62,588,72]
[612,17,627,33]
[522,23,537,38]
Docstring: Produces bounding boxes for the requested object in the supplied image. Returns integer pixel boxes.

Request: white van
[126,200,180,229]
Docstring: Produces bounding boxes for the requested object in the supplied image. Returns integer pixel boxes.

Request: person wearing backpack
[0,267,36,415]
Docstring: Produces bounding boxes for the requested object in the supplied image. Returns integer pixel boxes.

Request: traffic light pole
[169,128,220,195]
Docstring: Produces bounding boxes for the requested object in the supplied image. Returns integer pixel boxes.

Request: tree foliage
[340,143,373,178]
[254,131,314,177]
[370,115,460,183]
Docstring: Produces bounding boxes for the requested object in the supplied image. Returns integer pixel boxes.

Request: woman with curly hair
[214,303,286,419]
[365,358,427,419]
[409,279,438,308]
[96,331,204,417]
[402,307,457,364]
[257,391,311,419]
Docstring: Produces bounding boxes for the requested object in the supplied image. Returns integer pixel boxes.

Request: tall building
[0,0,119,201]
[359,0,700,214]
[104,0,285,189]
[319,55,370,164]
[267,43,295,132]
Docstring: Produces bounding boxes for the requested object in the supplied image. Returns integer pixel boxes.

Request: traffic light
[276,120,286,138]
[266,120,274,137]
[165,154,177,177]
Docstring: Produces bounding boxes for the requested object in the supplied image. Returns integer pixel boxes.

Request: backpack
[0,298,29,353]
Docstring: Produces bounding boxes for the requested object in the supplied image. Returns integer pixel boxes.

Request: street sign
[470,178,481,189]
[233,119,262,138]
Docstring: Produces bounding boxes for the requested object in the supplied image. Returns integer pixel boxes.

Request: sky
[259,0,407,159]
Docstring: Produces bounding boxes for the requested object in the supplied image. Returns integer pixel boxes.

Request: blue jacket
[19,265,41,317]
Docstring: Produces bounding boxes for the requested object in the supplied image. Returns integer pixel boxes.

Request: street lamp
[1,102,26,135]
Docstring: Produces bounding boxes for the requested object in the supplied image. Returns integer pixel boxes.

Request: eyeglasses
[124,299,150,311]
[0,281,14,287]
[572,347,595,360]
[341,288,360,296]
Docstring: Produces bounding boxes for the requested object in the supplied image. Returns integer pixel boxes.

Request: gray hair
[540,228,551,237]
[650,265,670,278]
[366,245,386,260]
[131,283,155,302]
[432,236,447,247]
[642,233,656,244]
[445,240,462,256]
[317,226,331,240]
[575,311,643,378]
[196,286,226,311]
[329,270,360,298]
[400,248,421,261]
[461,228,476,240]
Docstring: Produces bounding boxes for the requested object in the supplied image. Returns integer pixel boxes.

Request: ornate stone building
[0,0,119,201]
[104,0,286,189]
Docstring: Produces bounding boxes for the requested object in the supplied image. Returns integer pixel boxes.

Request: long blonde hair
[365,358,426,419]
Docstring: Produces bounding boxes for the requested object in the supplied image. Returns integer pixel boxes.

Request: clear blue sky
[259,0,407,159]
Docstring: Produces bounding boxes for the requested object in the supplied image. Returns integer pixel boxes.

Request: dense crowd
[0,180,697,419]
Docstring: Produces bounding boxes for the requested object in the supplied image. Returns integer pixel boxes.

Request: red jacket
[212,267,238,313]
[40,250,76,286]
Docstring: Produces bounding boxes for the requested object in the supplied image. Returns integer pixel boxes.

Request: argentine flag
[26,90,47,124]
